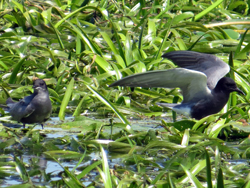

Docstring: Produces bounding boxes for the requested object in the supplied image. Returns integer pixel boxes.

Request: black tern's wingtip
[109,83,116,87]
[6,97,15,104]
[109,80,123,87]
[161,51,174,58]
[161,50,185,58]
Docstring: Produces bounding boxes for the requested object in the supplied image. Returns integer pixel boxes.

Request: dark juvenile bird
[109,51,244,120]
[6,79,52,128]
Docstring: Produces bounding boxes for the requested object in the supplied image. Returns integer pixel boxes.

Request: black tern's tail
[156,103,179,109]
[0,104,9,111]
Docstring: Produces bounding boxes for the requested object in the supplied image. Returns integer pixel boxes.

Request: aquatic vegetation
[0,0,250,187]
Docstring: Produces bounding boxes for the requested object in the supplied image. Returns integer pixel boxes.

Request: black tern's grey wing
[110,68,210,103]
[162,51,230,89]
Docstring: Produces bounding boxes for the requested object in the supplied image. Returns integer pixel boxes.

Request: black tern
[6,79,52,128]
[109,51,244,120]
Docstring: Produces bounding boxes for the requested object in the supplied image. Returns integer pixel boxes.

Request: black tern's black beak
[234,88,245,95]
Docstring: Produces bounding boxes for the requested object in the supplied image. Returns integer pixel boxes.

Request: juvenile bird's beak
[33,85,43,90]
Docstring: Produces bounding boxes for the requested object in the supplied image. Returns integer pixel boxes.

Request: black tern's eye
[226,83,235,87]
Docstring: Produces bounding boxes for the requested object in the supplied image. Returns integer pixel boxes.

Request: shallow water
[0,116,164,187]
[1,115,249,187]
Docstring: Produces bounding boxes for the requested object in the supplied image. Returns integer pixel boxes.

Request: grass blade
[180,164,203,188]
[97,146,112,188]
[58,78,74,120]
[194,0,224,21]
[9,56,28,84]
[217,168,224,188]
[15,156,30,182]
[205,149,213,188]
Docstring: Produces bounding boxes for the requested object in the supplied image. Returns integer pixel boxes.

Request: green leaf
[100,31,119,55]
[180,164,204,188]
[15,156,29,182]
[205,150,213,188]
[59,78,74,120]
[194,0,224,21]
[98,146,112,188]
[9,56,29,84]
[77,160,102,179]
[217,168,224,188]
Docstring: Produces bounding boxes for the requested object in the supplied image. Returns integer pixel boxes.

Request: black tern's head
[215,77,244,95]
